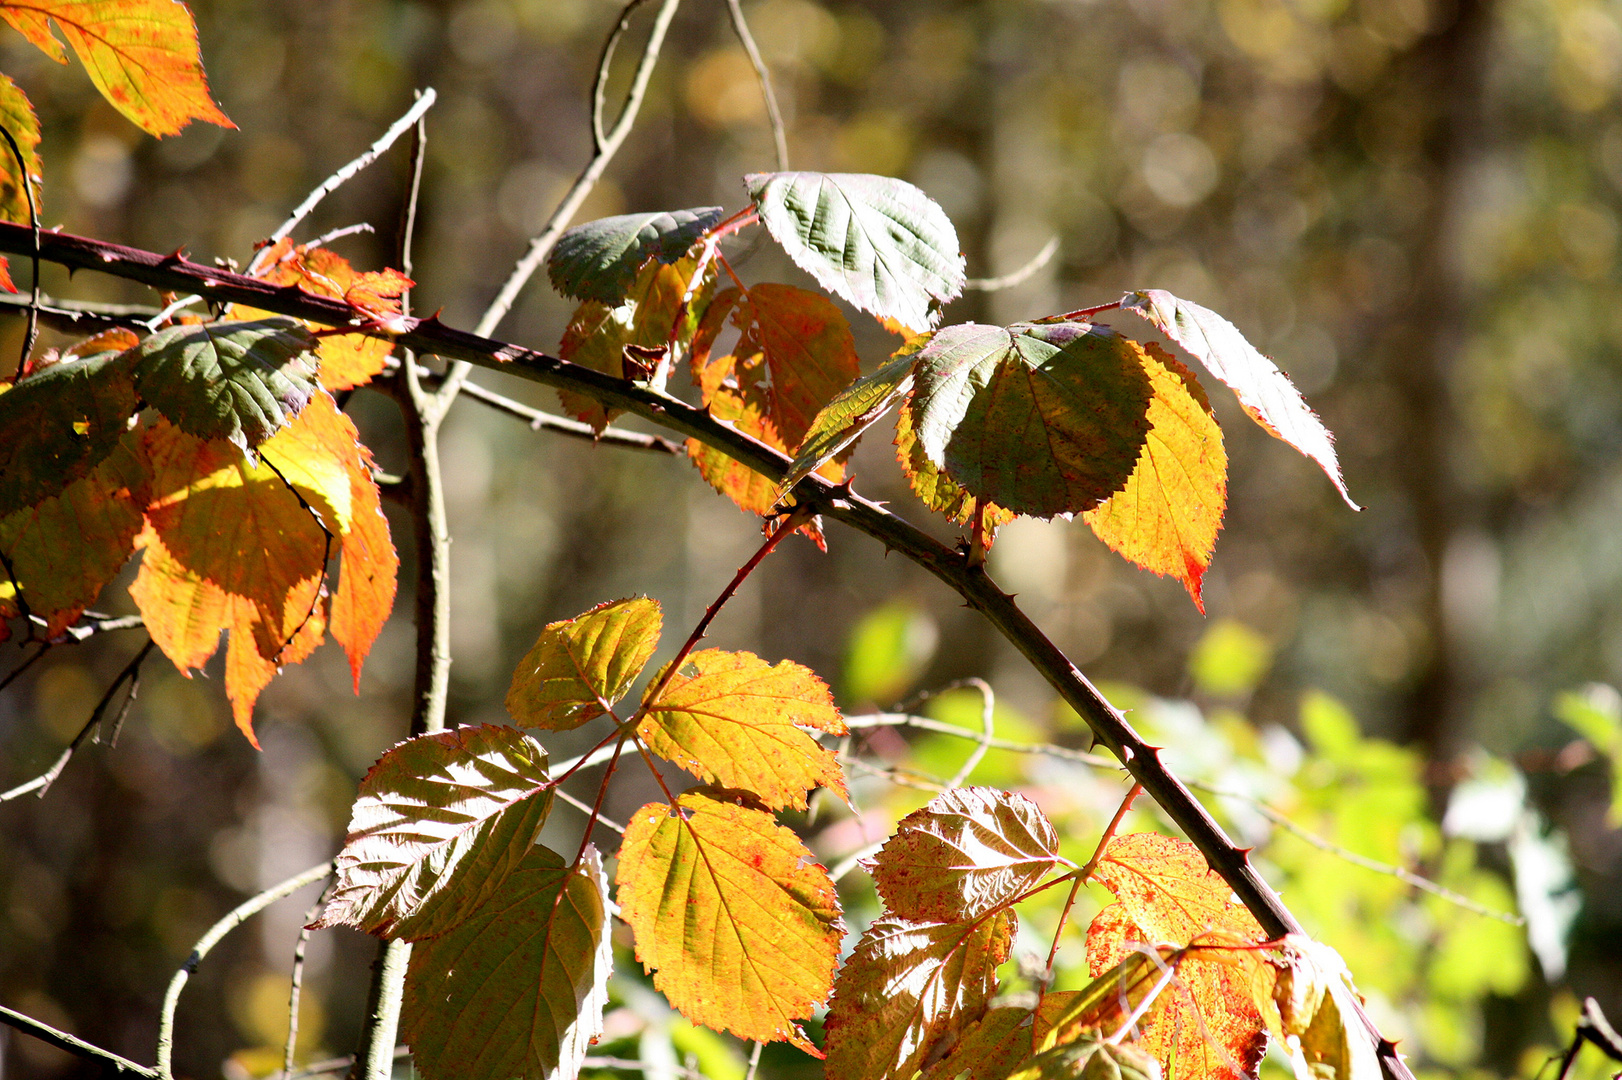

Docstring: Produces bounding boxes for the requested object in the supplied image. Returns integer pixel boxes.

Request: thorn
[161,246,189,264]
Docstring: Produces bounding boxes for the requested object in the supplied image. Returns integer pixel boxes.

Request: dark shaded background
[3,0,1621,1075]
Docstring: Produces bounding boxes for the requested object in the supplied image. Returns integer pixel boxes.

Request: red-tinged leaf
[0,348,139,516]
[506,596,661,729]
[0,0,233,136]
[557,255,713,431]
[1086,834,1271,1080]
[869,787,1060,922]
[906,322,1152,519]
[0,256,14,294]
[66,328,139,358]
[0,73,40,224]
[1120,290,1358,510]
[917,1005,1034,1080]
[1032,949,1188,1051]
[0,433,149,636]
[688,384,846,520]
[314,724,555,939]
[222,573,324,746]
[402,845,613,1080]
[822,913,1016,1080]
[249,243,406,391]
[638,648,847,811]
[1082,343,1226,612]
[129,526,230,672]
[894,400,1014,550]
[615,788,844,1053]
[329,427,396,691]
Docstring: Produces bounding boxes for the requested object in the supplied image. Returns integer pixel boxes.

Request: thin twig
[247,90,438,276]
[724,0,788,171]
[0,1005,157,1077]
[156,861,334,1077]
[49,612,146,642]
[0,123,41,372]
[144,293,204,330]
[744,1041,765,1080]
[840,754,945,792]
[945,677,995,788]
[284,883,335,1076]
[0,290,155,332]
[554,784,626,835]
[828,839,885,883]
[846,712,1116,769]
[0,640,48,694]
[1040,783,1142,999]
[309,222,376,249]
[963,236,1059,292]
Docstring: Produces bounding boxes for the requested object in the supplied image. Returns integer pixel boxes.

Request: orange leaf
[638,648,847,810]
[506,596,662,729]
[251,242,404,391]
[1083,342,1226,612]
[223,573,324,745]
[0,73,40,224]
[330,425,396,691]
[894,401,1013,550]
[1086,833,1270,1080]
[615,789,843,1053]
[129,526,229,671]
[0,0,234,136]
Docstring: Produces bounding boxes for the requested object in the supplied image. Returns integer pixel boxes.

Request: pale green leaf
[778,351,916,496]
[548,207,724,304]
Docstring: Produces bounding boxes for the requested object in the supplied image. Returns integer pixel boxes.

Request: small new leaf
[615,788,844,1053]
[315,724,554,940]
[549,207,724,304]
[505,596,661,729]
[638,648,848,810]
[402,845,612,1080]
[746,172,964,330]
[870,787,1060,922]
[822,912,1016,1080]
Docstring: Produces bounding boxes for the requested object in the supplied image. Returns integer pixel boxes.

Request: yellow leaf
[505,596,661,729]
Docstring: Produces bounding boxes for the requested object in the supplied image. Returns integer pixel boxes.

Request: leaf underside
[548,207,724,304]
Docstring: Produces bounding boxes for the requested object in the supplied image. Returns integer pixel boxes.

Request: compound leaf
[315,724,555,939]
[548,207,724,304]
[0,348,138,516]
[638,648,847,811]
[870,786,1060,922]
[746,172,964,330]
[616,788,843,1053]
[402,845,612,1080]
[1082,343,1226,612]
[131,317,319,452]
[505,596,661,729]
[1120,290,1357,510]
[906,322,1151,518]
[822,912,1016,1080]
[0,0,233,136]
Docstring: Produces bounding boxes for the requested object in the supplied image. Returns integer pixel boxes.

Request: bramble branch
[0,1004,157,1078]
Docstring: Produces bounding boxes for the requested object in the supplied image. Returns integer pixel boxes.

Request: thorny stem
[1043,300,1122,323]
[724,0,789,171]
[0,122,40,373]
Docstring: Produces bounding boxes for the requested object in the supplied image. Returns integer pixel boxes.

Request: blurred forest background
[3,0,1622,1076]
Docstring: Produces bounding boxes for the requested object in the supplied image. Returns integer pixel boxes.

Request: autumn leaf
[1082,342,1226,612]
[0,348,139,516]
[906,322,1152,519]
[314,724,555,939]
[1032,949,1187,1051]
[615,788,844,1053]
[688,385,798,516]
[1119,290,1357,510]
[869,787,1060,922]
[402,845,612,1080]
[1086,834,1271,1080]
[249,242,406,391]
[822,912,1016,1080]
[0,432,149,638]
[548,207,724,304]
[894,400,1014,550]
[0,73,40,224]
[746,172,965,331]
[638,648,847,810]
[130,317,320,453]
[505,596,662,729]
[1007,1036,1162,1080]
[329,424,396,691]
[0,0,233,136]
[917,1004,1033,1080]
[779,346,919,497]
[222,573,325,743]
[1257,936,1382,1080]
[129,527,229,672]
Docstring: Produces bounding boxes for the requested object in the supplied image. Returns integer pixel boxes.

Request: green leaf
[0,350,138,516]
[505,597,662,730]
[402,844,612,1080]
[130,317,320,452]
[1554,685,1622,827]
[779,349,917,497]
[615,788,844,1054]
[870,787,1060,922]
[1264,936,1384,1080]
[822,912,1016,1080]
[1120,289,1359,510]
[548,207,724,304]
[314,724,555,939]
[1007,1037,1160,1080]
[842,600,938,705]
[906,322,1153,518]
[638,648,848,811]
[746,171,964,331]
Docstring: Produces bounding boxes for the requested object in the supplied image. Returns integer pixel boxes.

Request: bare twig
[1555,997,1622,1080]
[156,861,334,1077]
[945,677,995,788]
[828,839,885,883]
[724,0,789,171]
[0,122,41,372]
[50,612,146,643]
[963,236,1059,292]
[554,784,626,835]
[744,1041,765,1080]
[845,711,1116,769]
[0,1005,157,1077]
[0,290,156,332]
[309,222,376,249]
[284,884,335,1076]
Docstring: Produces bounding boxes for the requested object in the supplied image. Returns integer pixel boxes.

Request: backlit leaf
[1258,936,1381,1080]
[129,526,229,672]
[549,207,724,304]
[505,596,661,729]
[638,648,847,810]
[329,423,397,691]
[0,73,40,224]
[131,317,320,452]
[314,724,555,939]
[1082,343,1226,612]
[779,349,916,496]
[822,912,1016,1080]
[746,172,964,330]
[1120,290,1357,510]
[1032,950,1185,1051]
[250,242,404,391]
[893,400,1014,547]
[615,788,844,1053]
[917,1004,1033,1080]
[0,432,148,637]
[1087,834,1270,1080]
[403,845,612,1080]
[221,572,324,744]
[907,322,1152,519]
[869,787,1059,922]
[1008,1036,1161,1080]
[688,385,795,516]
[0,348,138,516]
[0,0,233,136]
